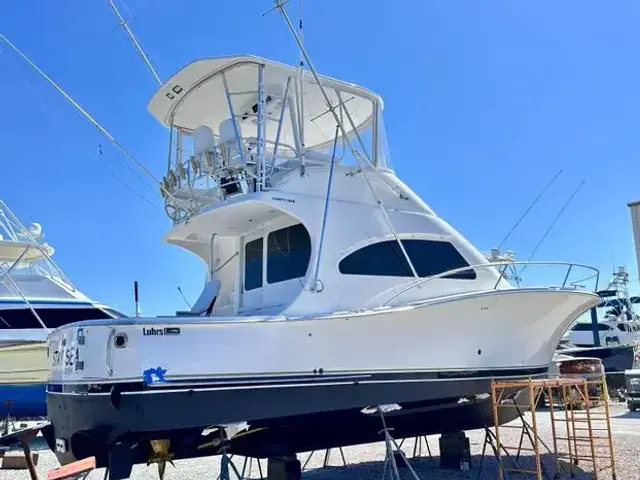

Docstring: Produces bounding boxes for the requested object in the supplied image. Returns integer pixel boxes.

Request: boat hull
[45,288,598,469]
[46,370,535,468]
[0,383,46,417]
[0,343,48,418]
[0,343,48,383]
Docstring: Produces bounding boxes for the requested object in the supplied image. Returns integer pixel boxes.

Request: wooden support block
[1,451,40,469]
[47,456,96,480]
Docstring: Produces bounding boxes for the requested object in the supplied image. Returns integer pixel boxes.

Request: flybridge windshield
[1,255,70,286]
[149,57,392,223]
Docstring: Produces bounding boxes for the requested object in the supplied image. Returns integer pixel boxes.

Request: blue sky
[1,1,639,315]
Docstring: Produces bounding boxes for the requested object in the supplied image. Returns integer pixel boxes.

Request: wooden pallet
[47,457,96,480]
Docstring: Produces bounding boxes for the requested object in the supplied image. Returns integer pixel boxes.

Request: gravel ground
[2,403,638,479]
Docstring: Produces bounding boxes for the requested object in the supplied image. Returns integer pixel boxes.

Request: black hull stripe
[47,366,548,394]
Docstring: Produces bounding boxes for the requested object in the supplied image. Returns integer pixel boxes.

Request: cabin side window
[572,323,612,332]
[338,239,476,280]
[244,237,263,291]
[267,224,311,284]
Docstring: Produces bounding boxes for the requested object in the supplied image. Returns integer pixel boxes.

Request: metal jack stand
[238,456,265,479]
[301,447,347,470]
[2,401,15,436]
[217,450,244,480]
[362,404,421,480]
[476,427,517,480]
[398,436,433,460]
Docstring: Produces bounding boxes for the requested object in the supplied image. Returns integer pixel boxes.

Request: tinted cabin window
[244,237,263,291]
[338,240,476,280]
[267,224,311,284]
[571,323,611,332]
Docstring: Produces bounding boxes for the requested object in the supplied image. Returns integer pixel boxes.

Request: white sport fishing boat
[0,200,123,418]
[45,55,599,473]
[559,266,640,390]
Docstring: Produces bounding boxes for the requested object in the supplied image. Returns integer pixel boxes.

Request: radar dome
[28,222,43,241]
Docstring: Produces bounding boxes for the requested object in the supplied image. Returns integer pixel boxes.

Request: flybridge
[149,55,392,224]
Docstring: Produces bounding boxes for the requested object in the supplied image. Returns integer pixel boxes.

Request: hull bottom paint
[0,383,46,417]
[46,368,543,474]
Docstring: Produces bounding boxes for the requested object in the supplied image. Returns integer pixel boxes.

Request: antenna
[177,286,192,310]
[0,33,179,204]
[107,0,162,86]
[520,179,586,275]
[134,280,140,317]
[297,0,306,175]
[497,169,563,250]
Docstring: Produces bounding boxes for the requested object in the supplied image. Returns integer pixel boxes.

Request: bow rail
[381,261,600,307]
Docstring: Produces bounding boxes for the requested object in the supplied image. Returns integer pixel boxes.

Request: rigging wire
[93,149,163,211]
[116,0,136,22]
[0,45,162,210]
[273,1,421,282]
[0,33,179,204]
[497,168,563,250]
[520,179,586,276]
[105,1,179,153]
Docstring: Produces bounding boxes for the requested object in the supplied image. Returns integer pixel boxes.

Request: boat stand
[413,435,433,460]
[301,447,347,470]
[218,450,244,480]
[2,400,16,435]
[475,427,516,480]
[216,452,265,480]
[362,405,421,480]
[405,436,433,460]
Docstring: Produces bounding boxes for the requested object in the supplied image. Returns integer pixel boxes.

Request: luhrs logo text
[142,327,181,337]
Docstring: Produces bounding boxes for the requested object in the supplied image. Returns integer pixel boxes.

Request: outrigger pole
[0,33,179,204]
[107,0,162,86]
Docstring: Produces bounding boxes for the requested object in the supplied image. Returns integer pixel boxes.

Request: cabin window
[338,239,476,280]
[617,323,639,332]
[571,323,612,332]
[244,237,263,291]
[267,224,311,284]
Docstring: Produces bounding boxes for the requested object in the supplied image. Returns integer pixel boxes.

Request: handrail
[381,261,601,307]
[0,201,76,291]
[164,144,312,224]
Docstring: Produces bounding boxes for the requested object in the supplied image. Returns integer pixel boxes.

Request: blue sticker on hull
[142,367,167,385]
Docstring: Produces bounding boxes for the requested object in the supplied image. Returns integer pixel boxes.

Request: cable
[0,33,179,204]
[0,45,163,210]
[520,179,586,276]
[497,169,563,250]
